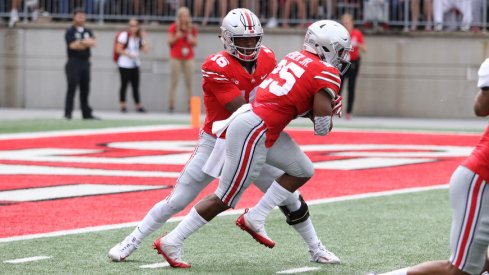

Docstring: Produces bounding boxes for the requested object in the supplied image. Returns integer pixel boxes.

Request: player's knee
[166,198,187,212]
[299,162,314,179]
[166,193,195,212]
[279,195,310,225]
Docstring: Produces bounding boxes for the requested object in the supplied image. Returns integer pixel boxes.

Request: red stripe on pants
[223,124,266,205]
[454,176,484,268]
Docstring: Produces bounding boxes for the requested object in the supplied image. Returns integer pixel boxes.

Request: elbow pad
[314,116,332,136]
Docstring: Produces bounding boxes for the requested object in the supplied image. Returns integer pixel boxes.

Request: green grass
[0,189,451,275]
[0,119,188,134]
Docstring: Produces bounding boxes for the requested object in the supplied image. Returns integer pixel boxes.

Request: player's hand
[332,95,343,118]
[332,95,343,115]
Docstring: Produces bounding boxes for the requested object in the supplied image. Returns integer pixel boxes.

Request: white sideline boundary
[0,184,448,243]
[4,256,51,263]
[277,266,321,274]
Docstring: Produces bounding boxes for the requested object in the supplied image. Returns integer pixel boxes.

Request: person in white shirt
[116,18,149,113]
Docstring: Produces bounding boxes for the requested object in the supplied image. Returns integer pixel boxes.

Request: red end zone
[0,127,481,238]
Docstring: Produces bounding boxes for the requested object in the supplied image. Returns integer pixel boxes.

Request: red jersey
[201,46,277,137]
[349,28,364,61]
[252,50,341,147]
[168,23,197,60]
[462,125,489,181]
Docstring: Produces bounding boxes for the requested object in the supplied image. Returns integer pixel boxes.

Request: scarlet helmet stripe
[243,9,254,31]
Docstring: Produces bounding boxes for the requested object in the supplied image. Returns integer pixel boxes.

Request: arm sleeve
[203,79,242,106]
[357,30,364,44]
[478,58,489,88]
[168,23,176,34]
[117,31,128,44]
[65,29,75,45]
[312,66,341,96]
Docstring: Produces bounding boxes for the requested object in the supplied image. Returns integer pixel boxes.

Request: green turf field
[0,189,450,275]
[0,119,176,134]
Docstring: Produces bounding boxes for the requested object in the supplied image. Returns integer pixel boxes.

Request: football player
[373,60,489,275]
[109,9,339,266]
[153,20,349,268]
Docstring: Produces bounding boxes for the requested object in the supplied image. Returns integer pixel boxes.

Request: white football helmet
[220,8,264,61]
[303,20,353,75]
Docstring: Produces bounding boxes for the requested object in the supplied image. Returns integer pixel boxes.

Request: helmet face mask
[303,20,353,75]
[220,9,264,62]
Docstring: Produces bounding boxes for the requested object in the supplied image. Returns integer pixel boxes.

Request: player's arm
[474,88,489,117]
[67,31,86,50]
[224,96,246,113]
[81,30,96,48]
[312,88,334,136]
[69,40,86,50]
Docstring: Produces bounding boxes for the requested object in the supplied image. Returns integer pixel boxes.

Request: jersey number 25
[259,59,305,96]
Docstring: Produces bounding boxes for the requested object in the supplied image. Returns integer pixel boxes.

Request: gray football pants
[163,131,302,217]
[449,165,489,274]
[216,111,314,208]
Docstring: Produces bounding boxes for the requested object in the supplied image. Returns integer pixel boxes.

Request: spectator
[264,0,279,28]
[340,13,366,120]
[411,0,433,31]
[471,0,482,32]
[167,6,197,113]
[60,0,84,15]
[59,0,69,15]
[193,0,227,25]
[8,0,20,27]
[282,0,306,28]
[116,18,149,113]
[433,0,472,31]
[133,0,145,15]
[64,8,98,120]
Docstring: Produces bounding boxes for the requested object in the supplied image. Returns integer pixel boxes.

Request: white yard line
[4,256,51,264]
[139,262,170,269]
[0,184,448,244]
[277,266,321,274]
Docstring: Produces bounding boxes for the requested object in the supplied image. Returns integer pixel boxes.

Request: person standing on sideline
[64,8,98,120]
[116,18,149,113]
[8,0,20,27]
[167,6,197,113]
[340,13,366,120]
[377,58,489,275]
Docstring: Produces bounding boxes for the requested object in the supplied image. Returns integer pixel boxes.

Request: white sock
[292,218,321,251]
[165,207,207,245]
[131,199,178,241]
[380,268,408,275]
[248,181,293,223]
